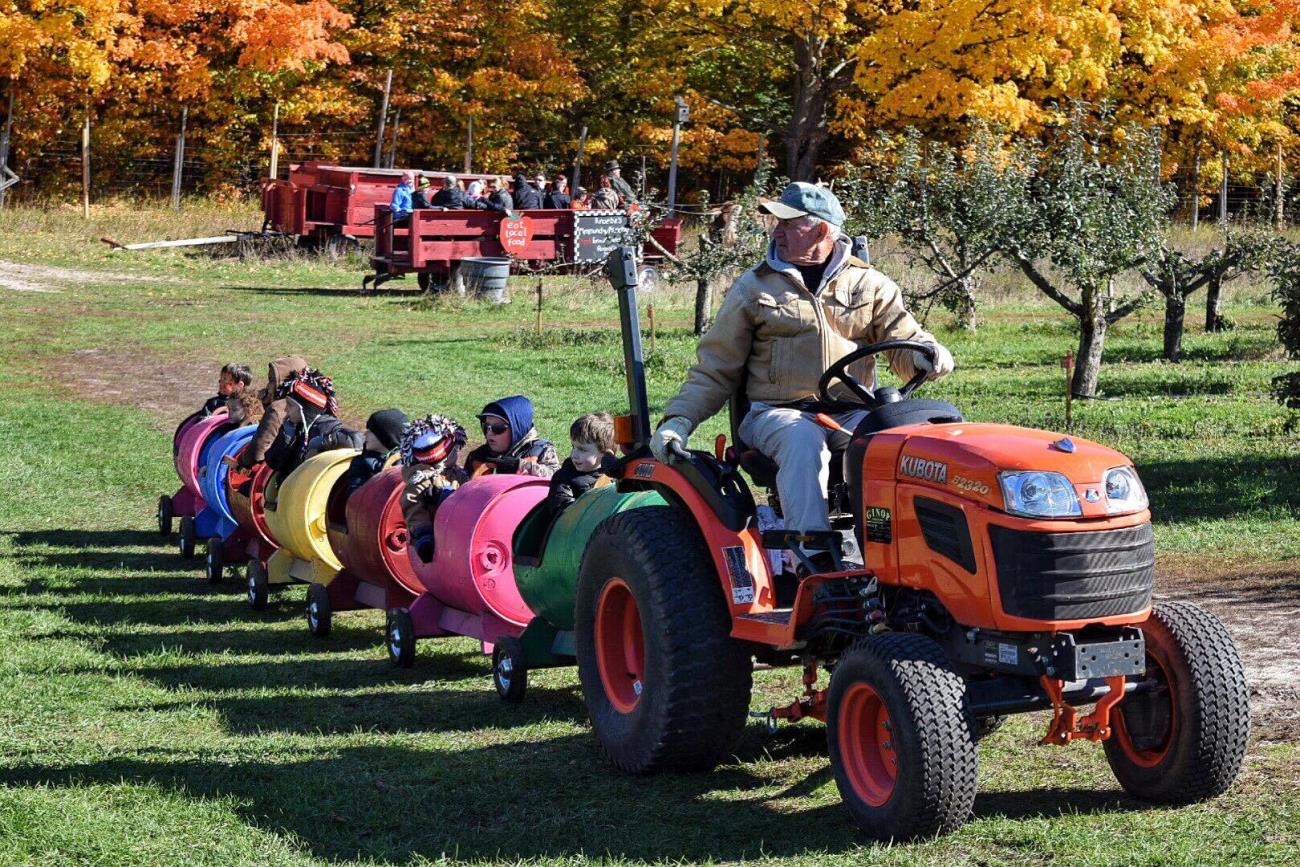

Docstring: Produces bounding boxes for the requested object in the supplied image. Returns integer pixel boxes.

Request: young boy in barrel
[546,411,617,517]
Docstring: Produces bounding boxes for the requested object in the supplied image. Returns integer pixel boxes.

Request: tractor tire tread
[831,632,978,840]
[578,507,751,774]
[1105,600,1249,803]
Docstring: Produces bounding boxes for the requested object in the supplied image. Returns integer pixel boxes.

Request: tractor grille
[989,523,1155,621]
[915,497,977,573]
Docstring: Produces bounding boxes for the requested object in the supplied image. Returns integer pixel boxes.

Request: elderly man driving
[650,182,955,554]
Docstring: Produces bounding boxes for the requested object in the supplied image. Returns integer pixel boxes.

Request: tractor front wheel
[575,507,752,774]
[827,633,978,841]
[1103,601,1250,803]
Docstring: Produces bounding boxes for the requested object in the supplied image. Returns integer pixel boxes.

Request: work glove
[650,417,693,462]
[911,341,955,381]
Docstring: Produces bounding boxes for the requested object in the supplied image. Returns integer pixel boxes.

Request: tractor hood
[891,422,1139,519]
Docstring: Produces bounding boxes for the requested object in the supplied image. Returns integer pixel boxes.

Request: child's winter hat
[367,408,409,451]
[400,414,467,467]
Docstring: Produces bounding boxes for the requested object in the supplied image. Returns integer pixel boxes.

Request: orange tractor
[574,247,1250,840]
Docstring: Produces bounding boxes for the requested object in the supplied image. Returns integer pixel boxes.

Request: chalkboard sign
[572,210,632,264]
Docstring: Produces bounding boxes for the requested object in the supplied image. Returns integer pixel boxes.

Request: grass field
[0,203,1297,865]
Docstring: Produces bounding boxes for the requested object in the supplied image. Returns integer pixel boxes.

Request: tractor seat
[728,389,845,490]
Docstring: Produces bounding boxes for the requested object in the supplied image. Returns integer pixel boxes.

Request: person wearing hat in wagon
[603,159,638,205]
[649,182,955,567]
[390,171,415,225]
[412,175,434,210]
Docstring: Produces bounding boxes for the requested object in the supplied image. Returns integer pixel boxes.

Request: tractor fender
[617,457,776,614]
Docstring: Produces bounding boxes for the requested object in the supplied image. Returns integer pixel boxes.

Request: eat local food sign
[498,214,533,254]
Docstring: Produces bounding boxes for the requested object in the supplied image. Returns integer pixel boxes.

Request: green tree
[1004,108,1175,396]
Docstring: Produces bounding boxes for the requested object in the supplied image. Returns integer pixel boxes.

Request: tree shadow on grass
[1141,453,1300,524]
[0,737,1155,863]
[225,285,420,298]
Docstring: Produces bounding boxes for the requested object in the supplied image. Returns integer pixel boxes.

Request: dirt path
[1160,556,1300,743]
[0,259,166,293]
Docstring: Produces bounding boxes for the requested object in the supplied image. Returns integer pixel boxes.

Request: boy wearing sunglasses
[465,395,560,479]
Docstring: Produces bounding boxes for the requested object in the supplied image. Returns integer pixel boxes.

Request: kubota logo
[900,455,948,484]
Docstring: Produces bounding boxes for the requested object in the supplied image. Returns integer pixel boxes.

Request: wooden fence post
[81,107,91,219]
[373,68,392,168]
[1218,151,1228,224]
[171,105,188,211]
[268,101,280,180]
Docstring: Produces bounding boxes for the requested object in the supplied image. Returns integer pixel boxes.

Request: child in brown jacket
[400,414,469,563]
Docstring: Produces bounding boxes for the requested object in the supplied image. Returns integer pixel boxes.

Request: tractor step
[736,608,793,625]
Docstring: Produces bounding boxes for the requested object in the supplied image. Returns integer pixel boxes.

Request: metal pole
[81,107,90,219]
[572,125,587,195]
[667,97,684,213]
[171,105,188,211]
[0,87,14,208]
[374,68,392,168]
[610,245,651,449]
[268,101,280,180]
[464,115,473,174]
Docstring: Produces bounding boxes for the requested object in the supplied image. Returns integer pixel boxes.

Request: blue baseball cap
[759,182,845,227]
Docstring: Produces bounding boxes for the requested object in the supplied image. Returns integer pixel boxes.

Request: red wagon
[366,205,681,292]
[261,162,495,245]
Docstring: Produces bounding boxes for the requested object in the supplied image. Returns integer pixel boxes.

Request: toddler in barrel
[400,414,469,563]
[546,411,618,517]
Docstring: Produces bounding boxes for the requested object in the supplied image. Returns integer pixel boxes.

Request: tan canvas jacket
[662,254,934,428]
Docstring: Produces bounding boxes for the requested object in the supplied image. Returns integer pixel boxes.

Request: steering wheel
[816,339,936,407]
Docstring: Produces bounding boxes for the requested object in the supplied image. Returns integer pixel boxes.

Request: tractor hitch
[760,659,828,731]
[1040,674,1127,745]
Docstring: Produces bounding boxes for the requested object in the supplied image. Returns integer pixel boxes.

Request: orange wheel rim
[594,578,645,714]
[1111,637,1178,767]
[839,682,897,807]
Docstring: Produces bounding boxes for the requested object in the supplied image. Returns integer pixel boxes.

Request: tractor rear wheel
[1103,601,1249,803]
[575,507,752,773]
[827,633,978,841]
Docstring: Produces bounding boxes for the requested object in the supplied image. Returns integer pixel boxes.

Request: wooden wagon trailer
[260,162,496,245]
[365,206,682,293]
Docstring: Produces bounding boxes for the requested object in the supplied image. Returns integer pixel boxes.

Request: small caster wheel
[205,537,224,583]
[157,495,174,536]
[247,560,269,610]
[178,516,196,559]
[386,608,416,668]
[492,636,528,703]
[307,582,332,637]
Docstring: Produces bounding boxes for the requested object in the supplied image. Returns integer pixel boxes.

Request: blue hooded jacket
[479,395,534,449]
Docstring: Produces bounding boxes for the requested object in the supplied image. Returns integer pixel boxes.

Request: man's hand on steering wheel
[817,338,952,407]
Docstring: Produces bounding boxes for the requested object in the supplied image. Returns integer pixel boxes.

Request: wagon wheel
[306,582,332,638]
[386,608,416,668]
[246,560,269,610]
[492,636,528,703]
[156,495,174,537]
[178,516,196,559]
[204,537,224,584]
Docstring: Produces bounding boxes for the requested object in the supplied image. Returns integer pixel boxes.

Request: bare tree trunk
[784,37,830,181]
[1073,286,1108,397]
[955,276,977,331]
[1163,292,1186,362]
[1205,273,1226,333]
[1190,147,1200,231]
[694,276,712,335]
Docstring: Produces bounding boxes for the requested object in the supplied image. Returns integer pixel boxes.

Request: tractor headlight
[1104,466,1148,514]
[999,471,1082,519]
